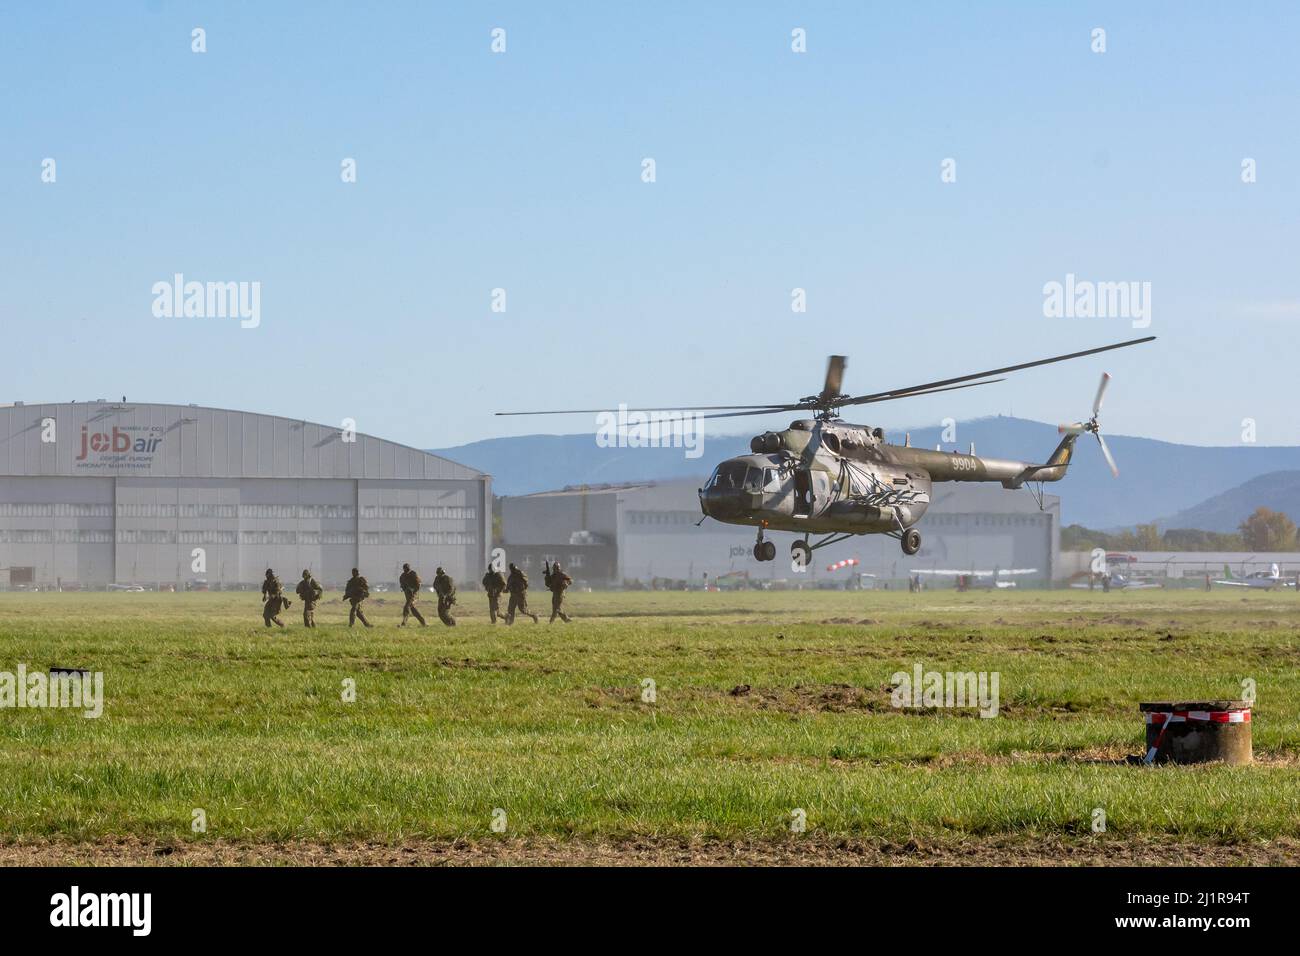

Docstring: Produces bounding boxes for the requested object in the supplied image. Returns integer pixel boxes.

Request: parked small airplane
[1068,571,1162,590]
[913,567,1037,590]
[1213,563,1295,590]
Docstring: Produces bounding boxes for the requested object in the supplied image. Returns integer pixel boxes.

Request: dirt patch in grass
[585,686,654,708]
[586,682,894,714]
[436,657,514,671]
[730,682,892,715]
[3,834,1297,867]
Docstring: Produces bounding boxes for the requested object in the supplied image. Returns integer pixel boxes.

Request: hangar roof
[0,401,485,481]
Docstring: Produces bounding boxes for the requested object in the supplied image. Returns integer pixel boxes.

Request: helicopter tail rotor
[1058,372,1119,477]
[1095,430,1119,478]
[1093,371,1111,417]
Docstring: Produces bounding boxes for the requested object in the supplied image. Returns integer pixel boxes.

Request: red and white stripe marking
[1145,709,1250,725]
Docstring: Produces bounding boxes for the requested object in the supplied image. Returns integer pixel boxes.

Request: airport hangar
[0,401,490,590]
[500,478,1060,586]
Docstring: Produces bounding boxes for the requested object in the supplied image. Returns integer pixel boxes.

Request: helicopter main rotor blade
[820,355,847,403]
[498,377,1005,422]
[495,403,792,417]
[834,336,1155,409]
[835,377,1006,407]
[684,405,807,421]
[679,378,1006,422]
[495,336,1154,420]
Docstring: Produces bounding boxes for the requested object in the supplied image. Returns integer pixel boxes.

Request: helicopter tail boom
[904,449,1046,485]
[1005,432,1078,486]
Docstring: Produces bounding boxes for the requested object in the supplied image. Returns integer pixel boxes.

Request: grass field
[1,588,1298,865]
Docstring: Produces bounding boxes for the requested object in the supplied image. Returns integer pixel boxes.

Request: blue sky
[2,1,1297,449]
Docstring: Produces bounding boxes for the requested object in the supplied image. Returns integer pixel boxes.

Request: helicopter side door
[792,467,831,517]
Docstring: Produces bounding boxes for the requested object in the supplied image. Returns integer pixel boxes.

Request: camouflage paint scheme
[699,418,1075,537]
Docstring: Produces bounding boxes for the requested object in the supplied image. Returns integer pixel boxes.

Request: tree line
[1062,507,1298,553]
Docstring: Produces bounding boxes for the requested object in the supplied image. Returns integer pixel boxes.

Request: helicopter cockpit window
[763,468,780,491]
[708,461,749,490]
[743,466,763,492]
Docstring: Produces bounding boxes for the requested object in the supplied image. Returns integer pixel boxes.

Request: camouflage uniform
[432,567,457,626]
[295,570,323,627]
[482,566,507,623]
[399,563,427,626]
[261,569,288,628]
[544,561,573,623]
[505,564,538,624]
[344,569,373,628]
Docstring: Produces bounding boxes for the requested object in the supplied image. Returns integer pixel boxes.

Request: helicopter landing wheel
[762,540,777,562]
[790,540,811,568]
[900,528,922,556]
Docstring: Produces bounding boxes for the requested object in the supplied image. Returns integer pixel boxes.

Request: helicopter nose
[699,486,742,520]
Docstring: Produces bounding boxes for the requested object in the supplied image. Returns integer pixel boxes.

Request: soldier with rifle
[295,569,323,628]
[482,563,507,623]
[544,559,573,623]
[505,562,539,624]
[261,568,290,628]
[398,563,427,626]
[344,567,373,628]
[432,566,457,626]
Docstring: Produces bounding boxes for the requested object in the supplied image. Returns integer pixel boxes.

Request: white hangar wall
[0,402,490,588]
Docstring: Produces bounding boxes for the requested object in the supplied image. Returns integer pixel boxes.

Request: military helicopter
[499,336,1154,565]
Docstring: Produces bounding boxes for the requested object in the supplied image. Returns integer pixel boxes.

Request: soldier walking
[432,566,457,626]
[544,560,573,623]
[295,569,323,627]
[399,563,427,627]
[261,568,289,628]
[344,567,373,628]
[505,562,538,625]
[481,564,507,623]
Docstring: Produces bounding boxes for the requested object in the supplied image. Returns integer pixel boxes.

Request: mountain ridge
[431,416,1300,529]
[1154,470,1300,534]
